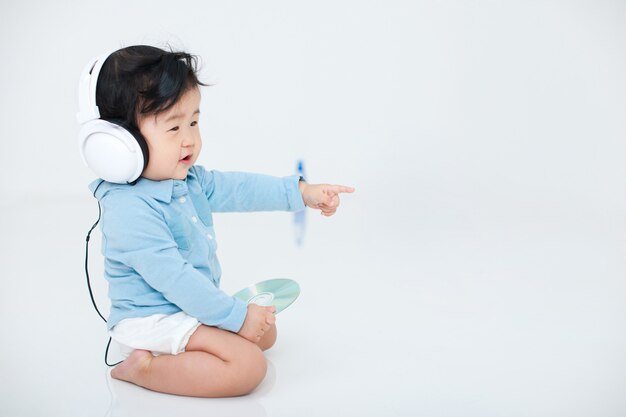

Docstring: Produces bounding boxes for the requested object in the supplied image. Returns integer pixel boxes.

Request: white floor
[1,184,625,417]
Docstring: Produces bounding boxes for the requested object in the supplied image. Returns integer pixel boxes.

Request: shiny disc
[233,278,300,314]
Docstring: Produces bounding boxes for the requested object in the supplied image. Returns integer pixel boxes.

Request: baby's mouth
[180,154,192,163]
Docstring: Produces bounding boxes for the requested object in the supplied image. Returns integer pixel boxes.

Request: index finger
[328,185,355,194]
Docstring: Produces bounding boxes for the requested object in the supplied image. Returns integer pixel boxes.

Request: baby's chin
[173,166,192,180]
[141,170,189,181]
[171,172,188,180]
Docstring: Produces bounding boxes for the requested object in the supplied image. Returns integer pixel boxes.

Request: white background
[0,1,625,416]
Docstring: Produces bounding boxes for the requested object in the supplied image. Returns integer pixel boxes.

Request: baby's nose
[182,133,195,146]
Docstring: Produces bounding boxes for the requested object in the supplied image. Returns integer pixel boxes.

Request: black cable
[85,197,106,322]
[86,180,122,367]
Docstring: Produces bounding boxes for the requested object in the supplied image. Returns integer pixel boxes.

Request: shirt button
[178,197,186,203]
[207,234,213,240]
[191,216,198,223]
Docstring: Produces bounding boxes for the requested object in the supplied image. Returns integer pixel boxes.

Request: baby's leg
[111,325,267,397]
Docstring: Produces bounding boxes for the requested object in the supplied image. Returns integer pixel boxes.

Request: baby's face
[138,87,202,181]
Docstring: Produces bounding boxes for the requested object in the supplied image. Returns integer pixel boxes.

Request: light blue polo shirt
[89,165,305,332]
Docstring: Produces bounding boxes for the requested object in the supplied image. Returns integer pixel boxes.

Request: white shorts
[109,311,202,358]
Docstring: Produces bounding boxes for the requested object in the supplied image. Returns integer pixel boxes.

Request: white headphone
[76,49,148,184]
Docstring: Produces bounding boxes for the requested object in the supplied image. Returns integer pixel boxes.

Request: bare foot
[111,349,153,383]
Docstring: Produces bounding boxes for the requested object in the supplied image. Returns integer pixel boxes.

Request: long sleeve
[193,166,306,213]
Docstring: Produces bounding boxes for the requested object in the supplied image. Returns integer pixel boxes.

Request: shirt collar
[88,177,187,203]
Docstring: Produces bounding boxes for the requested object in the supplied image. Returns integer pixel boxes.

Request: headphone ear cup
[78,120,146,184]
[119,122,150,173]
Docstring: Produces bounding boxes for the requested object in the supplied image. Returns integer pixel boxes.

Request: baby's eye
[169,126,179,132]
[191,121,198,127]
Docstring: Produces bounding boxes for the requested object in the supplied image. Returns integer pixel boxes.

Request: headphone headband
[76,49,117,124]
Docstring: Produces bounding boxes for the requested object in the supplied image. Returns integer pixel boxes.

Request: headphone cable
[85,179,122,367]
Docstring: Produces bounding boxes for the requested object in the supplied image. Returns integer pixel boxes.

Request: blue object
[294,159,306,246]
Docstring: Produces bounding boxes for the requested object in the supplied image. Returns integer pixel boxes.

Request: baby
[78,45,353,397]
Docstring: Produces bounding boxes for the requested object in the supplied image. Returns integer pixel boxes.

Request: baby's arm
[194,166,354,216]
[196,167,305,213]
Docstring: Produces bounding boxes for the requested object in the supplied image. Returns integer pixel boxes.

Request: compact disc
[233,278,300,314]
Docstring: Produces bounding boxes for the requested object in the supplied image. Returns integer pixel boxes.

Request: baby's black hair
[96,45,207,129]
